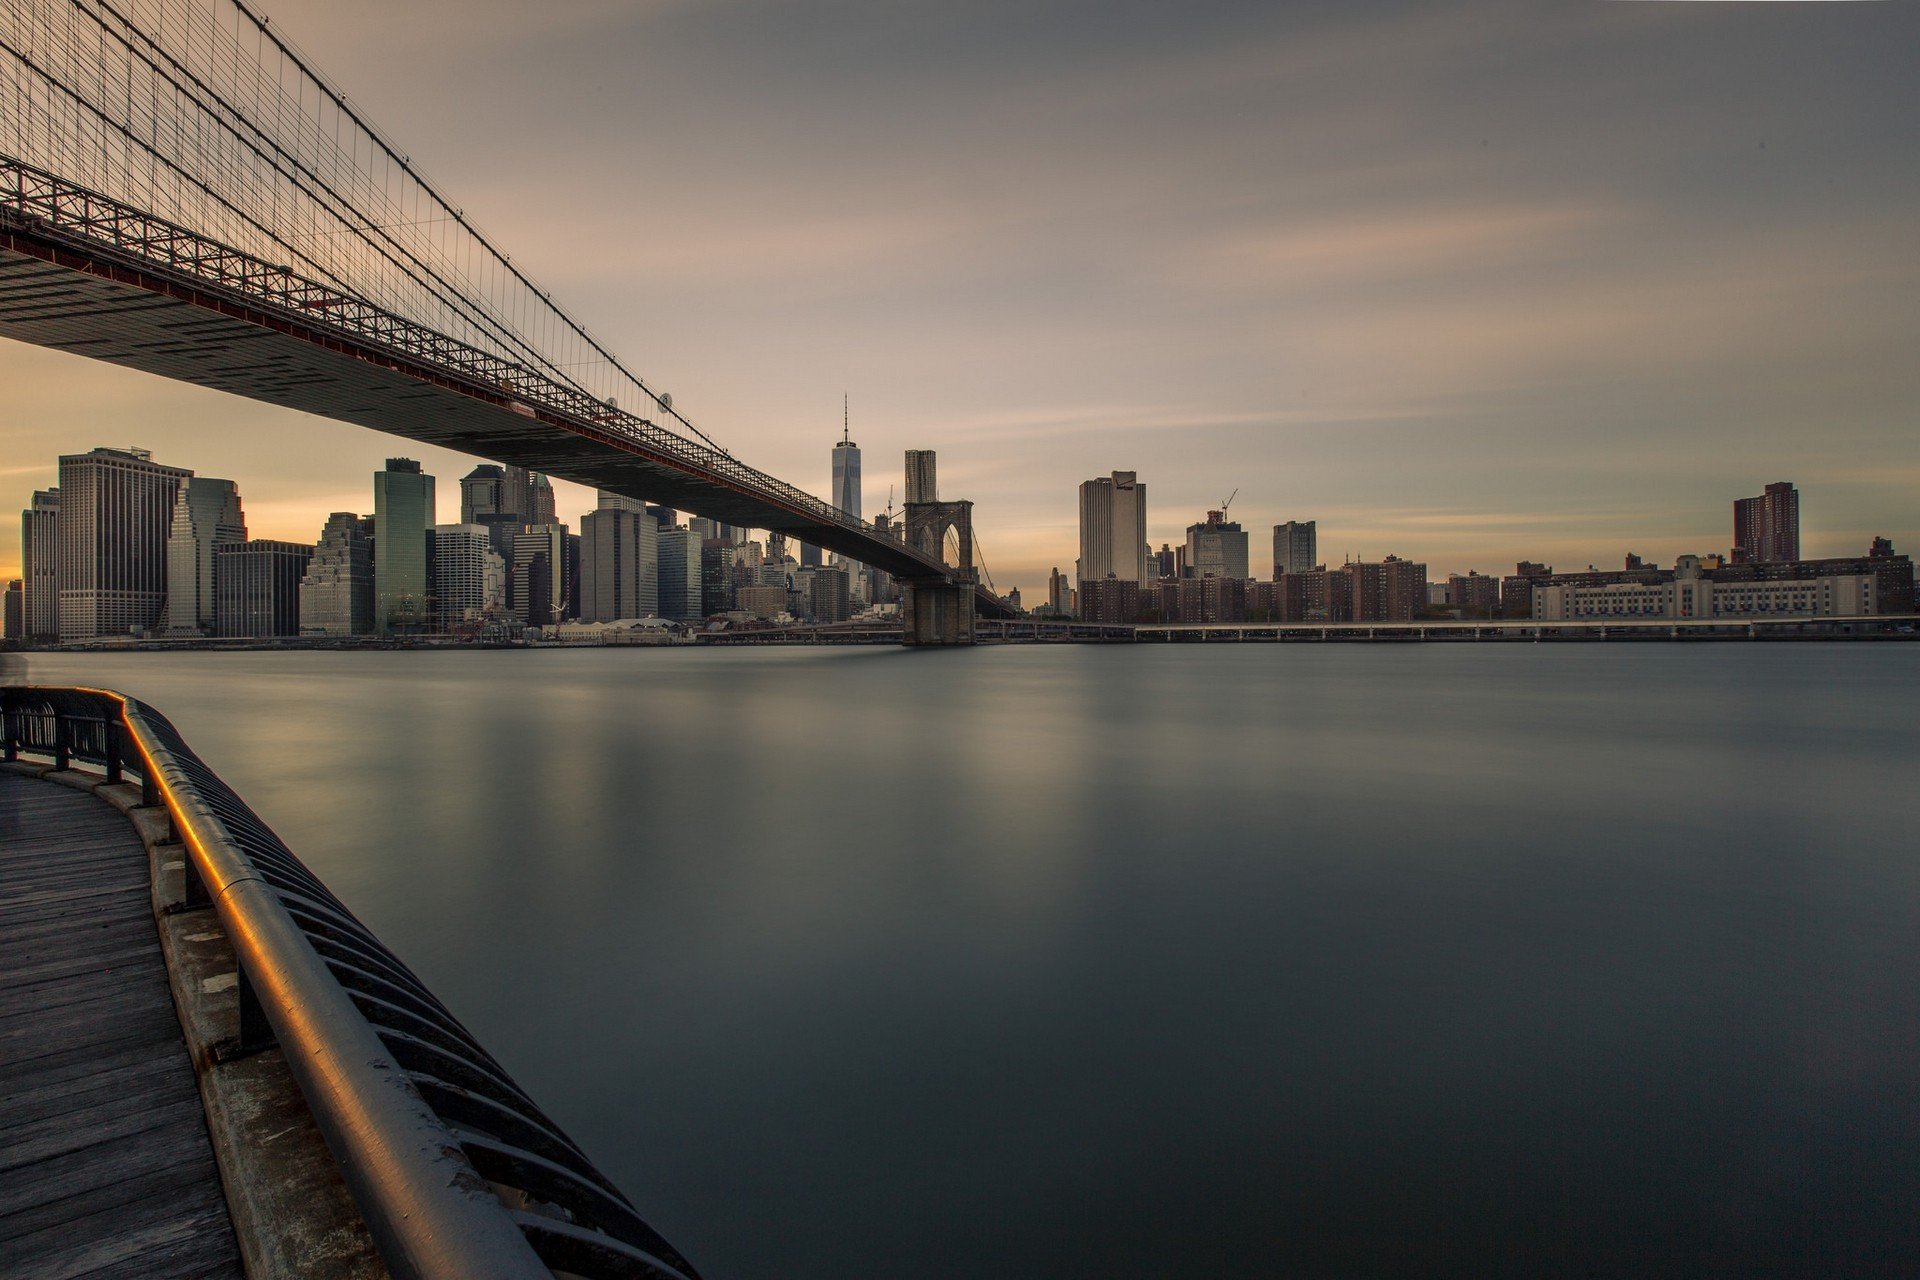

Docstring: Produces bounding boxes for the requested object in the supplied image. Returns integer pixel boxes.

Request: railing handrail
[0,685,700,1280]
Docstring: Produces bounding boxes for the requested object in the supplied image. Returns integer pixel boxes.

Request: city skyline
[2,0,1917,596]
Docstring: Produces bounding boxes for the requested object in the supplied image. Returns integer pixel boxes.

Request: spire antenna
[843,393,849,444]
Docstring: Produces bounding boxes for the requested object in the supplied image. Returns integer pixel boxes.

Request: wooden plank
[0,1092,209,1174]
[0,774,241,1274]
[0,1140,213,1240]
[1,1050,185,1126]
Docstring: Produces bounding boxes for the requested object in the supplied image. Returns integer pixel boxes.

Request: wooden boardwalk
[0,770,242,1279]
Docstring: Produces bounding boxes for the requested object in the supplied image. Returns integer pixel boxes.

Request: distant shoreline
[6,614,1916,654]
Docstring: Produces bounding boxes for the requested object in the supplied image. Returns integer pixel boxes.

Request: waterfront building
[373,458,435,634]
[1530,547,1912,620]
[1273,521,1317,578]
[1733,481,1799,564]
[1343,556,1428,622]
[20,488,59,642]
[580,495,658,621]
[431,524,505,629]
[1079,575,1141,624]
[164,477,246,635]
[656,527,702,621]
[810,563,851,624]
[1078,471,1148,589]
[56,447,192,641]
[511,524,571,626]
[214,539,311,638]
[1448,571,1501,615]
[1500,561,1553,619]
[3,579,21,640]
[1185,510,1250,581]
[737,584,788,620]
[1263,565,1354,623]
[299,513,375,636]
[701,538,735,616]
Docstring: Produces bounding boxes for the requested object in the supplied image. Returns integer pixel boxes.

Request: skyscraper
[1048,566,1073,617]
[530,473,557,525]
[165,477,246,635]
[214,540,311,638]
[1077,471,1148,587]
[431,524,505,629]
[811,563,851,623]
[1733,482,1799,563]
[459,464,507,522]
[1273,520,1317,577]
[656,527,702,621]
[373,458,435,634]
[580,492,659,621]
[1185,511,1249,580]
[20,488,59,642]
[701,538,735,616]
[511,524,570,626]
[299,513,375,636]
[504,465,537,526]
[833,401,861,519]
[56,447,192,641]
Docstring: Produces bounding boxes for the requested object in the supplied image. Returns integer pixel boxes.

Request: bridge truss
[0,0,1007,601]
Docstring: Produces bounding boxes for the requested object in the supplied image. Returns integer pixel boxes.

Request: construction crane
[1220,488,1239,520]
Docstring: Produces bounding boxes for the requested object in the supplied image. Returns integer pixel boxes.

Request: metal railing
[0,686,701,1280]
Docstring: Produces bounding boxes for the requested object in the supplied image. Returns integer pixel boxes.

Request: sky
[3,0,1917,596]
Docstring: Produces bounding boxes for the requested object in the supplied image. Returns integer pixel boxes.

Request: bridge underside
[0,229,997,603]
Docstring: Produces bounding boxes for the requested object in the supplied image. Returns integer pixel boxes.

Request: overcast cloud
[3,0,1916,590]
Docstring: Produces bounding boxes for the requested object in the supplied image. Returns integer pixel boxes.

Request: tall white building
[165,477,246,635]
[432,524,505,628]
[56,447,192,641]
[1077,471,1148,587]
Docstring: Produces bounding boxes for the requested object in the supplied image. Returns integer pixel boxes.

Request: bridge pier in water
[901,576,978,646]
[899,450,977,646]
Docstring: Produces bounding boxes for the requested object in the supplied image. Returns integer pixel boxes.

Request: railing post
[104,721,123,784]
[182,851,211,909]
[236,967,277,1055]
[52,709,70,771]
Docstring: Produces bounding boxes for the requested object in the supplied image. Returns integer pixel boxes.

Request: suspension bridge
[0,0,1008,643]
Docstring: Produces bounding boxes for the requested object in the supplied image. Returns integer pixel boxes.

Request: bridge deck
[0,771,242,1279]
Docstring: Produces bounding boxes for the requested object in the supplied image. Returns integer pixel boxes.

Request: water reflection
[22,645,1920,1278]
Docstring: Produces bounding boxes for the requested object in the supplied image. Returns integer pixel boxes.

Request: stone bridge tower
[899,450,976,646]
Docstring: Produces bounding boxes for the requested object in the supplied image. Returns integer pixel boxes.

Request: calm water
[18,645,1920,1277]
